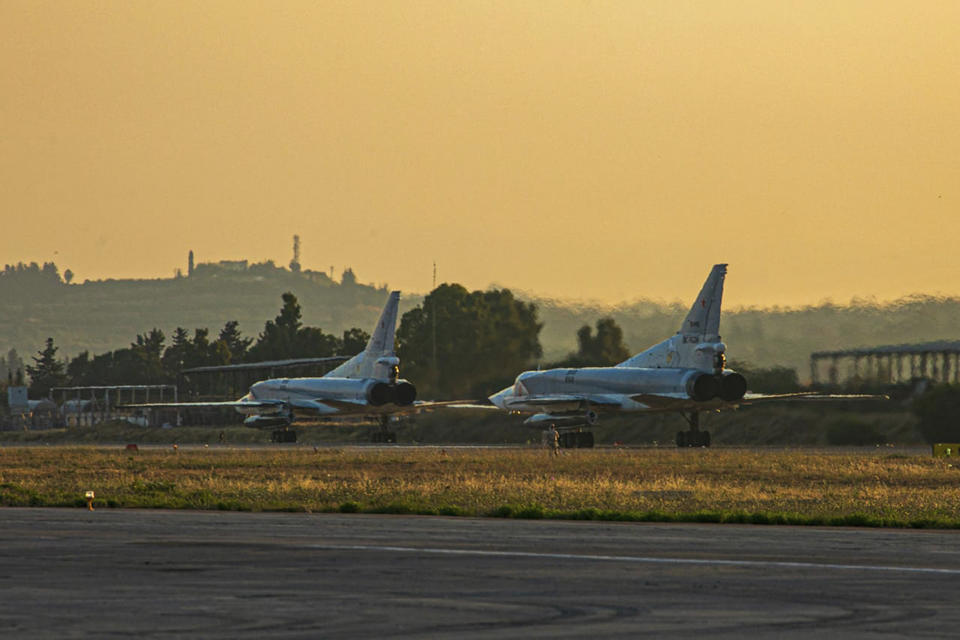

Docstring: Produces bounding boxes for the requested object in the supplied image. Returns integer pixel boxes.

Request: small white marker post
[85,490,95,511]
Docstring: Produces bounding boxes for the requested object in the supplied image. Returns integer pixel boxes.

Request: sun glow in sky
[2,1,959,306]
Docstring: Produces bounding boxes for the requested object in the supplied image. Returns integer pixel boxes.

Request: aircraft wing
[627,394,726,412]
[290,398,475,416]
[623,392,887,413]
[446,402,501,410]
[739,392,888,404]
[503,394,630,413]
[362,400,478,415]
[119,400,284,410]
[494,390,887,417]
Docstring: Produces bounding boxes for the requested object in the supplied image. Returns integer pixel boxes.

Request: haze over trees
[4,259,960,386]
[567,318,631,367]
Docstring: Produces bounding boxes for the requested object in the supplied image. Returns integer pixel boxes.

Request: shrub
[825,417,887,446]
[913,384,960,444]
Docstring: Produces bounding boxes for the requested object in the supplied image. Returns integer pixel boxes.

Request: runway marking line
[309,543,960,576]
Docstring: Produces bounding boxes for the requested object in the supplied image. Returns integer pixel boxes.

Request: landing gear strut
[558,430,595,448]
[370,415,397,444]
[676,412,711,448]
[271,428,297,443]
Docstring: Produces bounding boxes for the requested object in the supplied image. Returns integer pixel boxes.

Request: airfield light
[85,490,95,511]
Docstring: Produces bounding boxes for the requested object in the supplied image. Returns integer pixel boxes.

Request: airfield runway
[1,510,959,638]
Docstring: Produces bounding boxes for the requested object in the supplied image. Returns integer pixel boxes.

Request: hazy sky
[2,1,958,307]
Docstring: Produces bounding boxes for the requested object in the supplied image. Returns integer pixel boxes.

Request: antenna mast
[432,261,438,391]
[290,235,301,272]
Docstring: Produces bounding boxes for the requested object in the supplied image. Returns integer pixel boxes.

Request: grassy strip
[2,446,960,528]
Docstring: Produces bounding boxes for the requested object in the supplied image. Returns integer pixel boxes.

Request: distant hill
[3,261,959,382]
[0,261,408,361]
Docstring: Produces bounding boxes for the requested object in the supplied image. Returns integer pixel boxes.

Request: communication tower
[290,235,301,272]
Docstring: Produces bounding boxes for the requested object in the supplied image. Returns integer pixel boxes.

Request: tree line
[19,292,370,397]
[11,286,635,401]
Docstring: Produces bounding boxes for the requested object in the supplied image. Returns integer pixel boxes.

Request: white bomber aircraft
[488,264,881,448]
[128,291,438,442]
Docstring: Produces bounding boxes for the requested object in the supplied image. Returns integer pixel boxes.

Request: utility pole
[432,261,438,393]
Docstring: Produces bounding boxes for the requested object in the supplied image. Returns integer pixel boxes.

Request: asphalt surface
[2,509,959,638]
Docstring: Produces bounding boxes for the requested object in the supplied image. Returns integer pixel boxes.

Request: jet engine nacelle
[685,371,720,401]
[524,412,598,428]
[243,415,292,429]
[365,380,418,406]
[394,381,417,406]
[366,381,394,406]
[719,371,747,402]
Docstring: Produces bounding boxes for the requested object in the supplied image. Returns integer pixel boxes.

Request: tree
[913,384,960,444]
[340,327,370,355]
[570,317,630,366]
[218,321,252,363]
[130,328,166,382]
[297,327,339,357]
[162,327,192,374]
[247,292,340,361]
[247,292,302,361]
[63,269,74,284]
[397,284,543,398]
[26,337,67,397]
[728,360,800,394]
[67,351,92,385]
[0,348,23,383]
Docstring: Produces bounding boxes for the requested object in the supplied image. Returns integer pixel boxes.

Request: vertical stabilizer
[325,291,400,380]
[680,263,726,341]
[616,264,727,370]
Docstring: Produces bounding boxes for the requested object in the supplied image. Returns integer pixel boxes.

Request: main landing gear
[558,430,595,448]
[676,412,711,448]
[370,415,398,443]
[271,427,297,443]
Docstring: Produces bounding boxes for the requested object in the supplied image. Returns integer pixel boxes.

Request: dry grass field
[1,446,958,527]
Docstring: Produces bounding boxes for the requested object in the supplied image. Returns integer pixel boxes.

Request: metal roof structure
[812,340,960,359]
[810,340,960,386]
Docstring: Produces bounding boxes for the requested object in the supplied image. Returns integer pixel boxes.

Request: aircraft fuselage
[490,366,746,414]
[240,376,418,417]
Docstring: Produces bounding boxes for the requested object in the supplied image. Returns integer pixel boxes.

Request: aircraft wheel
[385,432,397,444]
[272,429,296,443]
[676,431,687,447]
[273,429,296,443]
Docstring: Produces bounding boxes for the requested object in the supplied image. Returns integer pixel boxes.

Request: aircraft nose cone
[489,387,511,409]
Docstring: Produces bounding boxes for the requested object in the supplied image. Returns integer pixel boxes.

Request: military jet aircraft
[488,264,880,448]
[126,291,438,443]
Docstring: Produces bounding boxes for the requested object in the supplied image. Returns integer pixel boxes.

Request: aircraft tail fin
[325,291,400,380]
[680,263,726,341]
[616,264,727,369]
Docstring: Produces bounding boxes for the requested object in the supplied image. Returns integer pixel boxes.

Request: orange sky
[2,1,958,307]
